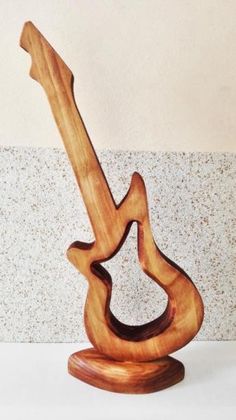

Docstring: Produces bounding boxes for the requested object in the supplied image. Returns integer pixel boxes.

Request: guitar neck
[20,22,116,239]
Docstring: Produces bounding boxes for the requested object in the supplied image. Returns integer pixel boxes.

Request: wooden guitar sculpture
[20,22,204,393]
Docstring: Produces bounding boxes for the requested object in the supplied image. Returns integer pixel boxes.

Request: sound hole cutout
[103,223,168,327]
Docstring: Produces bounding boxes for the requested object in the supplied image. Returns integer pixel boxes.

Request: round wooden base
[68,348,185,394]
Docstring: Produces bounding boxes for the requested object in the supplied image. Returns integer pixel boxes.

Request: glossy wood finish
[20,22,204,392]
[68,348,184,394]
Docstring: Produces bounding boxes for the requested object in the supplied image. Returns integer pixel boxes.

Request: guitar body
[20,21,204,393]
[68,172,203,363]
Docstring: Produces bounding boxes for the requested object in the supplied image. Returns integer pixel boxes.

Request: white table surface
[0,341,235,420]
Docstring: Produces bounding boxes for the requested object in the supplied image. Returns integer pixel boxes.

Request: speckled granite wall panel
[0,146,235,342]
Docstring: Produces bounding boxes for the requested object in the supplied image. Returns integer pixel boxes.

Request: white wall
[0,0,236,152]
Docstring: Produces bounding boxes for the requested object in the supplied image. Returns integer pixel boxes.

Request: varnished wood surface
[68,347,184,394]
[20,21,204,398]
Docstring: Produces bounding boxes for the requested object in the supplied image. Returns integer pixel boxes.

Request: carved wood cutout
[20,22,204,393]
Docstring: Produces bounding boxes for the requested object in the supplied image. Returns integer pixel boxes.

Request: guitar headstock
[20,21,73,89]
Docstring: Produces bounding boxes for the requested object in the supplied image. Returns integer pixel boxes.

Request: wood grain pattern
[20,21,204,392]
[68,348,184,394]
